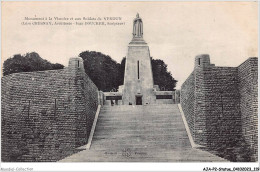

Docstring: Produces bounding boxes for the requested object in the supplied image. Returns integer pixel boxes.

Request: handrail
[177,104,204,148]
[86,105,101,149]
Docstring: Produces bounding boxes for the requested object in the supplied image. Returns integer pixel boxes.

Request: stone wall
[193,67,207,146]
[103,92,123,105]
[174,90,180,104]
[203,67,241,149]
[238,57,258,161]
[1,57,99,162]
[103,90,179,105]
[180,72,195,138]
[180,55,258,161]
[155,91,175,104]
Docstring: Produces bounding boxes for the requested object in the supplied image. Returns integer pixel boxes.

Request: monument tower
[122,13,156,105]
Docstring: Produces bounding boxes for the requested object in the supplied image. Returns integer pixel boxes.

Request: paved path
[60,104,227,162]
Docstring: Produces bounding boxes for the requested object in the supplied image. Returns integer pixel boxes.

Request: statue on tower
[133,13,143,38]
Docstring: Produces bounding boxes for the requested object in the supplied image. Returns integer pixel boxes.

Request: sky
[2,1,258,89]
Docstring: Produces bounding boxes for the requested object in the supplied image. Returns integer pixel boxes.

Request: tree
[118,57,126,85]
[79,52,178,91]
[79,51,120,92]
[151,57,177,91]
[3,51,177,92]
[3,52,64,76]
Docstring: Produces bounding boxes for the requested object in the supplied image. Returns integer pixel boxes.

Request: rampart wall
[180,55,258,161]
[1,57,99,162]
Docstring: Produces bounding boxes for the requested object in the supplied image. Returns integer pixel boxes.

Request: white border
[0,0,259,172]
[1,162,260,172]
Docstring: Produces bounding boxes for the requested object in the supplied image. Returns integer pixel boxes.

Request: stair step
[94,133,188,138]
[94,130,187,135]
[95,126,186,131]
[60,104,227,162]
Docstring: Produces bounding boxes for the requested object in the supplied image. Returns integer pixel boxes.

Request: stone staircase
[60,104,227,162]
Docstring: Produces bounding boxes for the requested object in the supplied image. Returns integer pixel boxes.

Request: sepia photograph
[1,0,259,171]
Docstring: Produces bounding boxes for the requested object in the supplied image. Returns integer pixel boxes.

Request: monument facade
[122,13,156,105]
